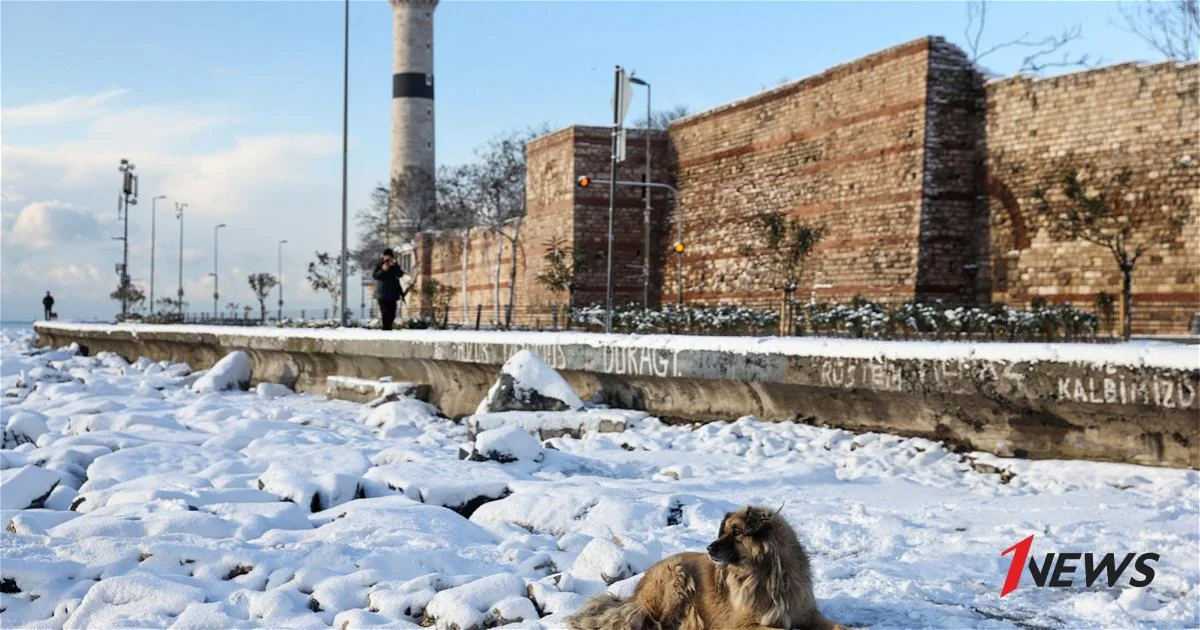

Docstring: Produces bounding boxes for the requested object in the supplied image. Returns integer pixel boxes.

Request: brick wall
[666,38,935,307]
[983,61,1200,334]
[409,37,1197,334]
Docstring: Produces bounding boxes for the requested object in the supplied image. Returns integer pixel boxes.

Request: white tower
[390,0,437,233]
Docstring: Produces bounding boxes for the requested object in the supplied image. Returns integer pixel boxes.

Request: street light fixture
[579,175,685,307]
[213,223,227,318]
[629,74,652,309]
[149,195,167,314]
[174,202,188,319]
[278,239,288,321]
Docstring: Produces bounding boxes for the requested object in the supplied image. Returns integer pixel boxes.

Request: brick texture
[409,37,1198,334]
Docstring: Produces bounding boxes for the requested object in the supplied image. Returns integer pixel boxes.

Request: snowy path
[2,330,1197,629]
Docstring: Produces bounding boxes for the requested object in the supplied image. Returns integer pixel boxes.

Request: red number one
[1000,534,1035,598]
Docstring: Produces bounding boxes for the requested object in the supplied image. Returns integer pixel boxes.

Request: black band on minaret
[393,73,434,99]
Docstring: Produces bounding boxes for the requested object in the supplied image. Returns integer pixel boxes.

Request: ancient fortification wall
[413,37,1198,334]
[983,61,1200,334]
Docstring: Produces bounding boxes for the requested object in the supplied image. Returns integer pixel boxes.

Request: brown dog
[565,505,842,629]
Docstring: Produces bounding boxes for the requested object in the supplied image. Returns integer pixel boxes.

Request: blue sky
[0,1,1168,321]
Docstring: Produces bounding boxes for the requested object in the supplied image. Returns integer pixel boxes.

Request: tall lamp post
[278,239,288,321]
[117,159,138,318]
[149,195,166,314]
[629,75,652,309]
[174,202,187,320]
[338,0,350,327]
[213,223,226,318]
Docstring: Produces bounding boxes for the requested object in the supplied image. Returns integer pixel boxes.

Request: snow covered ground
[2,329,1197,629]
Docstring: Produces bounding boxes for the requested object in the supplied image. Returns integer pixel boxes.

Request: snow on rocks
[423,573,531,629]
[255,382,293,399]
[190,351,252,393]
[467,408,642,441]
[3,411,49,447]
[0,465,60,509]
[325,375,430,407]
[460,425,542,464]
[363,461,514,516]
[2,329,1198,629]
[364,399,446,437]
[476,350,584,414]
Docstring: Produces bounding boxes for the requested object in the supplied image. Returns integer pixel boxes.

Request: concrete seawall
[34,323,1200,468]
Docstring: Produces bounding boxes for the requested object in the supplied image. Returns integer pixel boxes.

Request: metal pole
[176,202,186,319]
[150,195,165,313]
[605,66,621,334]
[644,81,651,309]
[630,78,651,309]
[278,239,287,321]
[338,0,350,327]
[213,224,226,318]
[462,228,470,326]
[120,193,128,318]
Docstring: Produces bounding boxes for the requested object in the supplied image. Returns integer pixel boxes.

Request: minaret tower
[390,0,437,232]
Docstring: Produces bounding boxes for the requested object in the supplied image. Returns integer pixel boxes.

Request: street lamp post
[629,75,652,309]
[149,195,166,314]
[338,0,350,327]
[116,160,138,318]
[278,240,288,321]
[213,224,226,318]
[176,202,188,319]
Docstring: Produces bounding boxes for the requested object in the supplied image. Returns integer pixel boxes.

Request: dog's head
[706,505,784,565]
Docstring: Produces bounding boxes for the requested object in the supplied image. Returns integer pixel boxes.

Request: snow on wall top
[33,322,1198,371]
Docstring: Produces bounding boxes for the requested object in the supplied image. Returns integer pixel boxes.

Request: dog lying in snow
[566,505,845,629]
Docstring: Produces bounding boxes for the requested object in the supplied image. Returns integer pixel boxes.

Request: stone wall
[410,37,1197,334]
[667,38,935,307]
[983,61,1200,334]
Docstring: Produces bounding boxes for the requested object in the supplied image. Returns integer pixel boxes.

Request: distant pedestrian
[42,291,55,320]
[372,248,406,331]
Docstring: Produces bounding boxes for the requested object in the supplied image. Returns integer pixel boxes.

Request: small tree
[746,212,826,335]
[535,235,577,304]
[225,302,239,319]
[1033,158,1194,340]
[307,251,345,317]
[110,278,146,313]
[248,273,279,323]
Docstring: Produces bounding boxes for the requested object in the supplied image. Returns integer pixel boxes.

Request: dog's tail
[565,593,656,630]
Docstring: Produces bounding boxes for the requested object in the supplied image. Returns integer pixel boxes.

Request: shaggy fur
[566,506,843,630]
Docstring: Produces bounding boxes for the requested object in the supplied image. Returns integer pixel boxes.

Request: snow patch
[190,351,252,393]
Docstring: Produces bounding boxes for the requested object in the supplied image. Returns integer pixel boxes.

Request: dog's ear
[744,506,773,536]
[719,512,732,536]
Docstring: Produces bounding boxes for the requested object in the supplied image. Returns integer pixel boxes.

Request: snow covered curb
[33,321,1199,370]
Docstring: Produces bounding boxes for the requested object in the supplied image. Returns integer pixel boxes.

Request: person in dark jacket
[42,291,55,320]
[372,248,406,330]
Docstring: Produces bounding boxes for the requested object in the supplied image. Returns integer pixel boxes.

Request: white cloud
[5,200,108,250]
[2,89,128,127]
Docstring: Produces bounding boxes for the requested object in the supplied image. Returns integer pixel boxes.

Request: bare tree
[351,184,392,274]
[963,0,1097,75]
[1118,0,1199,62]
[472,124,551,325]
[110,278,146,314]
[1033,156,1195,339]
[390,170,439,242]
[634,105,691,130]
[248,273,278,323]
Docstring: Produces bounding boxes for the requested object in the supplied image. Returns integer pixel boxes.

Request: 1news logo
[1000,534,1159,597]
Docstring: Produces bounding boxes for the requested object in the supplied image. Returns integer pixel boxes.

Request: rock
[566,538,634,597]
[423,573,527,630]
[459,426,542,464]
[0,465,61,510]
[3,412,49,448]
[190,351,252,393]
[255,383,293,399]
[325,375,430,405]
[476,350,583,414]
